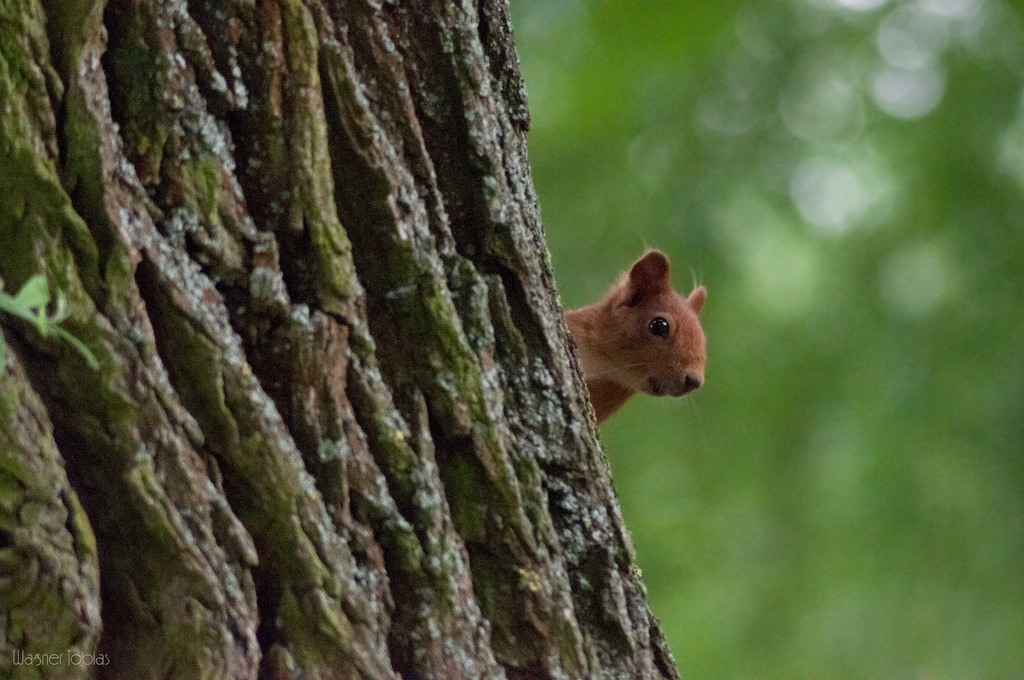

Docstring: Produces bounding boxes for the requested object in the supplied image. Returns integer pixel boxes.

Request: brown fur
[565,250,707,423]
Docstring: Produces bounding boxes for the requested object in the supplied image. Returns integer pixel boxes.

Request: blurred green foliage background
[510,0,1024,677]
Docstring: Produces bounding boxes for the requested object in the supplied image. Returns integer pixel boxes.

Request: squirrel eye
[649,316,670,337]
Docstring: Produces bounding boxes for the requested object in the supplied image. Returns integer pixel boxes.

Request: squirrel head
[604,250,707,398]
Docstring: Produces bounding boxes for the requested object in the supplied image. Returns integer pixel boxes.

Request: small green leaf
[51,288,69,324]
[0,274,99,371]
[13,274,51,309]
[56,327,99,370]
[32,306,50,337]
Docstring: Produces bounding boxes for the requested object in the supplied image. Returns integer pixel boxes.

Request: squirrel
[565,250,707,423]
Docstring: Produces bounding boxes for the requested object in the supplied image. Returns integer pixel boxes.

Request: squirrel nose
[682,374,703,394]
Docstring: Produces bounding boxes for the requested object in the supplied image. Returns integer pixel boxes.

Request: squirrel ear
[622,250,671,306]
[687,285,707,314]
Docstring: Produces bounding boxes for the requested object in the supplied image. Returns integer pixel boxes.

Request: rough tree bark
[0,1,680,678]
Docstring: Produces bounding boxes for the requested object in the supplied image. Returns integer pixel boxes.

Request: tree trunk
[0,1,679,678]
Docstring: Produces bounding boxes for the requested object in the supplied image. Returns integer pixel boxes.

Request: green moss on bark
[0,349,101,678]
